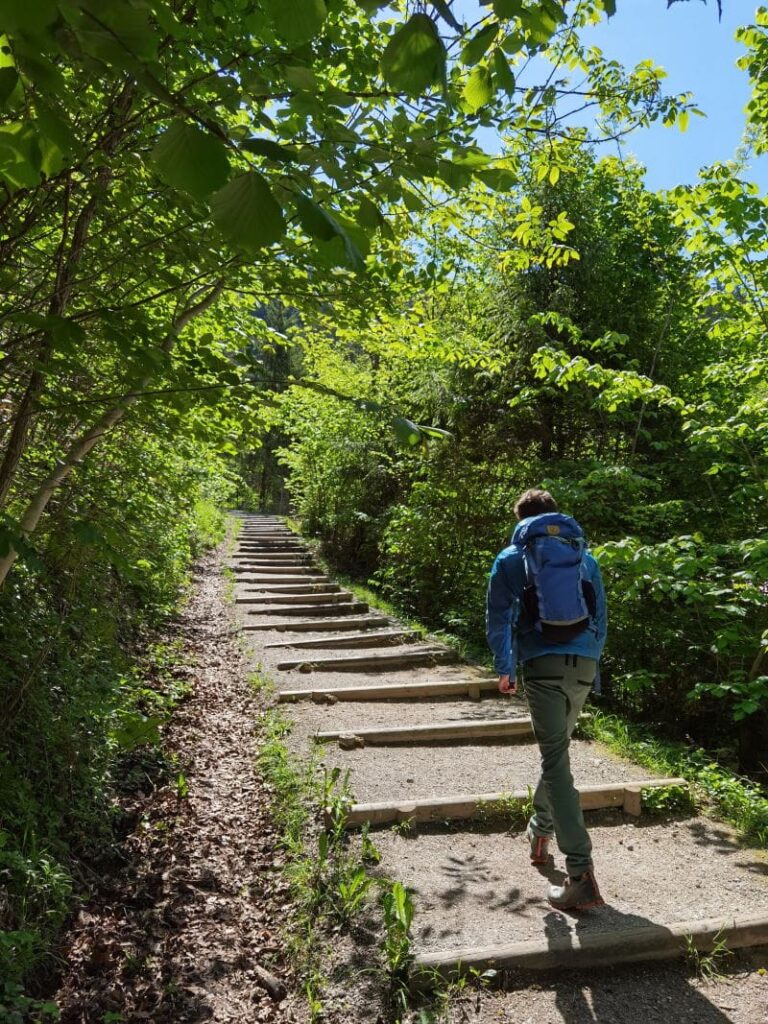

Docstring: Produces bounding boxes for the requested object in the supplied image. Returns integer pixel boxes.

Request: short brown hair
[514,488,558,520]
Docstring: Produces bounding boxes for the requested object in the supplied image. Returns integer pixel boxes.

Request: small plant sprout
[685,926,733,982]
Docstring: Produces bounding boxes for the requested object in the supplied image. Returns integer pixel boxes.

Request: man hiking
[486,488,607,911]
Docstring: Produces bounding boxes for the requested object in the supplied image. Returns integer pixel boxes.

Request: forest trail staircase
[231,514,768,990]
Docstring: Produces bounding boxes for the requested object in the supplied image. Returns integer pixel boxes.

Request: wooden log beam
[238,601,370,617]
[278,679,498,702]
[411,913,768,987]
[314,716,534,745]
[266,630,417,650]
[242,592,354,606]
[340,778,688,828]
[243,615,390,632]
[233,567,320,576]
[243,589,339,598]
[277,648,459,671]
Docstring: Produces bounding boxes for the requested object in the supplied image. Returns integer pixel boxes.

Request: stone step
[278,678,498,702]
[277,647,459,672]
[341,777,688,828]
[314,716,534,746]
[265,630,417,650]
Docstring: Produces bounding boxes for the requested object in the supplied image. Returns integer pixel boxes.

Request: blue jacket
[485,515,607,677]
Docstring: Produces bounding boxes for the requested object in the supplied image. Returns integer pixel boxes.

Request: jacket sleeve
[589,557,608,653]
[486,552,520,676]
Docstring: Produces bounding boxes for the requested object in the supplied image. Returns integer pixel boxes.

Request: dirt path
[235,516,768,1024]
[53,541,296,1024]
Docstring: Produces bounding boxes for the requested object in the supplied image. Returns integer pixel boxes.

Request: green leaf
[430,0,462,31]
[461,22,498,65]
[36,99,80,156]
[67,2,159,66]
[602,0,617,15]
[417,423,453,440]
[463,65,494,111]
[111,711,162,751]
[493,0,523,17]
[492,48,516,96]
[0,0,58,34]
[295,193,365,271]
[211,171,286,253]
[381,13,446,97]
[261,0,328,45]
[0,67,19,107]
[240,137,296,162]
[392,415,422,447]
[283,64,318,90]
[0,121,41,191]
[150,120,230,201]
[356,195,383,229]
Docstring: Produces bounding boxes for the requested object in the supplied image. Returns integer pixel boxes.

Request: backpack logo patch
[546,524,560,535]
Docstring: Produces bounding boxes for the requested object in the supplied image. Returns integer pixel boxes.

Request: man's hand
[498,674,517,695]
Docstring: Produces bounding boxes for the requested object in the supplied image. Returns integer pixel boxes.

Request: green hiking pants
[523,653,597,878]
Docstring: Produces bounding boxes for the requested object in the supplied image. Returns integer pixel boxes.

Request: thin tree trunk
[0,281,224,588]
[0,83,134,510]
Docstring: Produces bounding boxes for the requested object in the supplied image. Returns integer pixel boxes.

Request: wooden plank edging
[242,615,390,632]
[410,913,768,986]
[278,679,498,702]
[276,648,459,671]
[339,778,688,828]
[314,716,534,745]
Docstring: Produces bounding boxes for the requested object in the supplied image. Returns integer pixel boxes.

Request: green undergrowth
[580,711,768,844]
[252,673,429,1022]
[0,493,229,1009]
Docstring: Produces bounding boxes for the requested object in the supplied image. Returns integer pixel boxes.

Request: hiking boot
[548,870,605,910]
[526,824,551,865]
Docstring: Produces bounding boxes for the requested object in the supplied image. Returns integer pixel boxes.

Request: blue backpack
[513,512,596,643]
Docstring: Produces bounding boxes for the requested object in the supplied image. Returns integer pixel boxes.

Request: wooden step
[243,592,354,606]
[277,648,459,671]
[278,679,498,702]
[243,615,390,632]
[234,553,311,561]
[238,541,306,547]
[265,630,417,650]
[411,913,768,987]
[238,601,370,616]
[236,576,332,585]
[233,566,319,576]
[340,777,689,828]
[236,566,319,574]
[314,716,534,746]
[238,545,307,552]
[243,589,339,598]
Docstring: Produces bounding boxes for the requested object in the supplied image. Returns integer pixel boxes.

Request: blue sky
[577,1,765,190]
[456,1,767,191]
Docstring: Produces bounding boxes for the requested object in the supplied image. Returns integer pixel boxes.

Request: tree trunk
[0,83,134,510]
[0,281,224,588]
